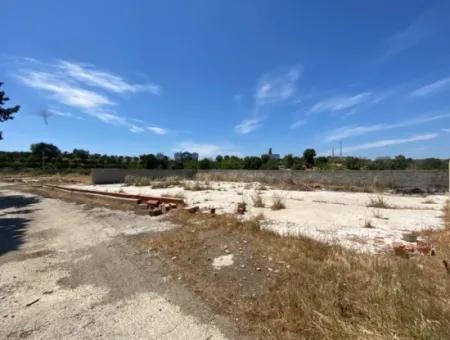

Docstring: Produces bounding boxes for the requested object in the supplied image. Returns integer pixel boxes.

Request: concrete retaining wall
[91,168,449,192]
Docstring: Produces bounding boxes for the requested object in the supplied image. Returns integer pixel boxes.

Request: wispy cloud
[340,133,438,154]
[443,128,450,133]
[309,92,371,115]
[324,113,450,142]
[382,3,448,59]
[172,141,240,158]
[17,71,115,109]
[58,60,161,95]
[235,118,262,134]
[147,126,167,135]
[15,58,166,135]
[235,65,302,134]
[47,108,84,120]
[290,119,307,129]
[409,77,450,97]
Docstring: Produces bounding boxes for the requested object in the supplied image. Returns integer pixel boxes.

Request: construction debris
[237,202,246,215]
[393,240,435,257]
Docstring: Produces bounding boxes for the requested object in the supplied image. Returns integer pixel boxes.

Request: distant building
[174,152,199,162]
[270,154,281,160]
[375,156,391,161]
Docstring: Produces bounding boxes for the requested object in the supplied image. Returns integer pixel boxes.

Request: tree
[345,157,363,170]
[261,154,270,164]
[72,148,90,160]
[283,154,294,169]
[30,143,61,160]
[140,154,158,169]
[391,155,408,170]
[0,82,20,140]
[303,148,316,168]
[243,156,262,169]
[199,158,212,169]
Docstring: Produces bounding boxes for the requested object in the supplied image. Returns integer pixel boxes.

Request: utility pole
[339,141,343,157]
[332,147,335,157]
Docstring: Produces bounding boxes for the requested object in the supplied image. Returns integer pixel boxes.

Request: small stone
[240,264,246,268]
[256,267,261,271]
[243,240,248,244]
[224,249,231,254]
[171,256,177,261]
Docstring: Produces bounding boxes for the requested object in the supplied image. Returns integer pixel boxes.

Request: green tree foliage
[199,158,212,169]
[283,154,294,169]
[0,82,20,140]
[30,143,61,160]
[243,156,262,170]
[315,157,329,170]
[303,148,316,168]
[345,157,363,170]
[0,144,447,171]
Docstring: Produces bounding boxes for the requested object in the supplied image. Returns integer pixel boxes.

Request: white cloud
[290,119,307,129]
[443,128,450,133]
[341,133,438,154]
[58,60,161,95]
[255,66,301,105]
[235,65,302,134]
[383,3,448,58]
[309,92,371,114]
[129,125,146,133]
[410,77,450,97]
[17,71,115,110]
[147,126,167,135]
[235,118,262,134]
[47,108,84,120]
[15,58,167,136]
[172,142,240,158]
[324,113,450,142]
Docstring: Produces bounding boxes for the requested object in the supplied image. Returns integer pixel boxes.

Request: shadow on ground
[0,194,40,255]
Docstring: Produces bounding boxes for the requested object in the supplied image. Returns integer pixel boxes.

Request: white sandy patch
[212,254,234,269]
[67,181,448,253]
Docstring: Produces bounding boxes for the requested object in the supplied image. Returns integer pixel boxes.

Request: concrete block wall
[91,168,449,192]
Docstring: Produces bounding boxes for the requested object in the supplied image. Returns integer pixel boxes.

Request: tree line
[0,142,448,171]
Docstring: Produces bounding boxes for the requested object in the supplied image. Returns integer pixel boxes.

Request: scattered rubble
[212,254,234,269]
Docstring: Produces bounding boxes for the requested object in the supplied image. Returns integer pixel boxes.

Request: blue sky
[2,0,450,158]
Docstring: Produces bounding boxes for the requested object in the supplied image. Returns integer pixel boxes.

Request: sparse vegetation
[367,194,396,209]
[423,198,436,204]
[251,191,265,208]
[372,209,388,220]
[364,219,375,228]
[138,209,450,339]
[182,181,212,191]
[270,195,285,210]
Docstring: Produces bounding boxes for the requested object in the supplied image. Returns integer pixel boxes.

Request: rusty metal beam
[43,185,185,206]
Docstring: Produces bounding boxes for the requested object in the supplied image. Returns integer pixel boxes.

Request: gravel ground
[0,185,234,339]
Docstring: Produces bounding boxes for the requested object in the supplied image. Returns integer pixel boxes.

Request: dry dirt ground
[69,181,448,253]
[0,183,238,339]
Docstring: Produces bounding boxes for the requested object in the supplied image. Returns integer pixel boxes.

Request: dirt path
[0,185,234,339]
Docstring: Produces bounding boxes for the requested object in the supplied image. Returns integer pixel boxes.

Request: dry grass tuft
[270,195,285,210]
[363,219,375,228]
[137,209,450,339]
[367,194,396,209]
[182,181,212,191]
[251,191,265,208]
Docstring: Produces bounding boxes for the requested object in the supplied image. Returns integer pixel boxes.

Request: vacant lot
[2,180,449,339]
[69,180,447,253]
